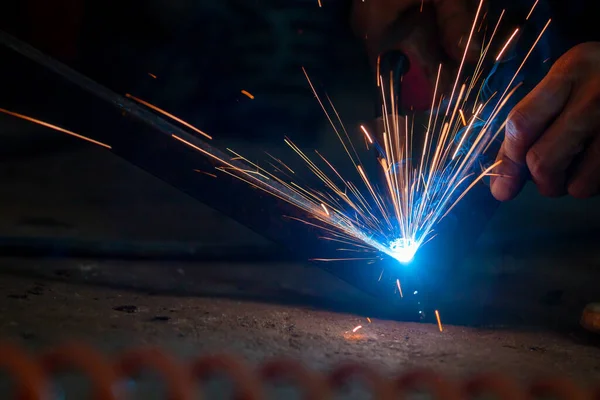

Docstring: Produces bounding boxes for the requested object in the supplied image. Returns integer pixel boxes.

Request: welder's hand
[491,42,600,200]
[351,0,480,64]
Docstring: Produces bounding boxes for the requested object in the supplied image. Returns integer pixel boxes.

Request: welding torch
[0,4,499,323]
[364,5,502,318]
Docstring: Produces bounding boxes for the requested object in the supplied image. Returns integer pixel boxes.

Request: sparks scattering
[0,0,549,273]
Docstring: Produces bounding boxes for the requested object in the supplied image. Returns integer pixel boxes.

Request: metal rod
[0,30,413,311]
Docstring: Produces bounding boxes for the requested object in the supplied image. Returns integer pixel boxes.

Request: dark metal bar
[0,31,418,316]
[0,236,288,262]
[0,30,273,180]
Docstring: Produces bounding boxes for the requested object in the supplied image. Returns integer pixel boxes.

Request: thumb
[434,0,481,62]
[490,142,529,201]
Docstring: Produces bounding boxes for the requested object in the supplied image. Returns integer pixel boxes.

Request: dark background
[0,2,599,392]
[0,0,599,328]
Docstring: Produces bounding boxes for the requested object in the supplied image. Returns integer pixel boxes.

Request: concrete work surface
[0,121,599,395]
[1,272,599,388]
[1,22,600,394]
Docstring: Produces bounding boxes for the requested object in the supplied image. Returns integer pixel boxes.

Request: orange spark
[352,325,362,333]
[445,0,484,115]
[376,54,381,87]
[360,125,373,144]
[156,11,552,296]
[496,28,519,61]
[526,0,539,20]
[266,152,295,174]
[126,94,212,140]
[317,0,322,7]
[453,103,484,160]
[241,90,255,99]
[435,310,443,332]
[396,279,404,298]
[148,73,157,79]
[366,317,372,323]
[193,169,217,178]
[459,109,467,126]
[0,108,111,149]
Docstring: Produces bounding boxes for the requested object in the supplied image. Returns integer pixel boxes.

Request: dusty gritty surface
[0,273,599,385]
[0,64,600,395]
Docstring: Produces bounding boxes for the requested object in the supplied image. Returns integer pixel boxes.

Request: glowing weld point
[388,238,419,264]
[352,325,362,333]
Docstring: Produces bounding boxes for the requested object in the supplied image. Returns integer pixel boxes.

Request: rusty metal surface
[1,341,598,399]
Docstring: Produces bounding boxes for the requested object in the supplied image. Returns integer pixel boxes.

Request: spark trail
[183,0,549,266]
[0,1,549,269]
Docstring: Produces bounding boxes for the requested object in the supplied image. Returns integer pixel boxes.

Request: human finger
[567,134,600,198]
[525,84,600,197]
[490,67,572,200]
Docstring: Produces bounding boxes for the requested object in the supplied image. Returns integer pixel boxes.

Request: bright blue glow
[387,238,419,264]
